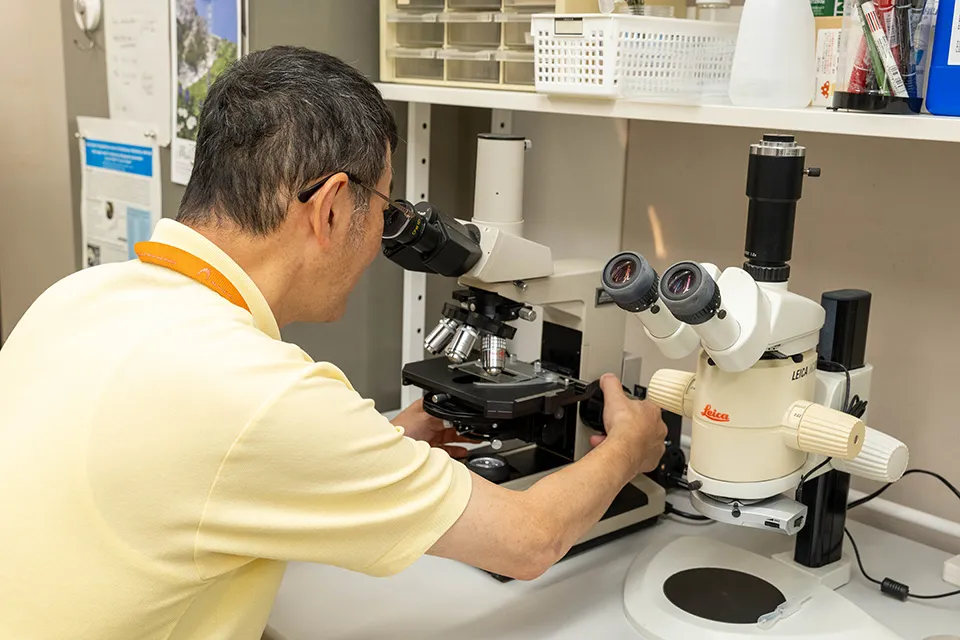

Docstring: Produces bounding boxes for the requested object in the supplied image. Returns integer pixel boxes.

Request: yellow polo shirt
[0,219,472,640]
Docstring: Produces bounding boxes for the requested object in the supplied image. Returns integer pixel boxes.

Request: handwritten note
[104,0,172,146]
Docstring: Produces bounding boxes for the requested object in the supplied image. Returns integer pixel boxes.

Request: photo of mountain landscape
[175,0,239,142]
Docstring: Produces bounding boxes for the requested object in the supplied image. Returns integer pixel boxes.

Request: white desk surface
[267,517,959,640]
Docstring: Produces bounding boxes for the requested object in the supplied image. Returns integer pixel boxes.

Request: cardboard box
[813,17,844,106]
[811,0,845,17]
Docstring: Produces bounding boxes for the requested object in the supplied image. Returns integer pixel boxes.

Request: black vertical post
[794,470,851,567]
[793,290,872,568]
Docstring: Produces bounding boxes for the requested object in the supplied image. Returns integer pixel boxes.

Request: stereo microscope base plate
[624,536,903,640]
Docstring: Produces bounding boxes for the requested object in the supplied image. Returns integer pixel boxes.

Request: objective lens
[424,317,460,354]
[609,258,636,285]
[667,268,697,296]
[445,325,480,364]
[481,335,507,376]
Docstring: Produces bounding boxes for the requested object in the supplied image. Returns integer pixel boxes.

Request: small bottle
[926,0,960,116]
[696,0,732,22]
[728,0,816,109]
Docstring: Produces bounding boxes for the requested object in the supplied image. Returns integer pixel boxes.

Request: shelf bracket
[401,102,431,409]
[492,108,513,134]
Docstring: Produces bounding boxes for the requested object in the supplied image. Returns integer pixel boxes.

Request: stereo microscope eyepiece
[601,251,661,313]
[659,262,722,326]
[660,262,741,352]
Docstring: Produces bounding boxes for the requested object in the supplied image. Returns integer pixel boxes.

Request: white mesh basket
[532,14,739,104]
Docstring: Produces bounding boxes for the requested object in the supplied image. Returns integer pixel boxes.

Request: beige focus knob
[647,369,696,418]
[831,427,909,483]
[784,401,865,459]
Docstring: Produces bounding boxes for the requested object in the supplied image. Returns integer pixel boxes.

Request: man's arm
[427,375,666,581]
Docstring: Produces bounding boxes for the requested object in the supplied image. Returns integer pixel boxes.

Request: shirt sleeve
[194,362,473,579]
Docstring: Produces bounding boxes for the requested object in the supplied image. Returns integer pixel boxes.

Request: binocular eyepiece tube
[602,252,687,340]
[601,252,739,358]
[659,262,740,353]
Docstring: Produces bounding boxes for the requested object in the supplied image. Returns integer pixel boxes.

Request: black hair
[177,46,398,235]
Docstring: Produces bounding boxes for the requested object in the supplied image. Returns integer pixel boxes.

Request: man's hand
[391,399,476,459]
[428,375,670,581]
[591,374,667,474]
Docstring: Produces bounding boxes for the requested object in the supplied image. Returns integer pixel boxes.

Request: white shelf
[376,83,960,144]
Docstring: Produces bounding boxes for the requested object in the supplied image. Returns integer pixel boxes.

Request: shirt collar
[149,219,282,340]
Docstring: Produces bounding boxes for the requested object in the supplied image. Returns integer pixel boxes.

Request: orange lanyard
[134,241,250,312]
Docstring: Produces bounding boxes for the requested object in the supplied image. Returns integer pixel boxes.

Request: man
[0,47,667,640]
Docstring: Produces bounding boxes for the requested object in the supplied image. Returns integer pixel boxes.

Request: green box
[810,0,845,16]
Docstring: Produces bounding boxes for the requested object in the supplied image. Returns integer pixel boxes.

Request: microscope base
[623,537,903,640]
[486,473,666,582]
[486,517,660,583]
[771,551,852,591]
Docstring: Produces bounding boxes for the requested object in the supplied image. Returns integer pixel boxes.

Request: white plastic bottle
[728,0,816,109]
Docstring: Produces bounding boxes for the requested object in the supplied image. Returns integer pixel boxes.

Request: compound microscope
[601,134,911,639]
[382,133,667,571]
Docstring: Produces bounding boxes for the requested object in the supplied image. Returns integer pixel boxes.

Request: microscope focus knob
[831,427,909,483]
[647,370,696,418]
[784,401,865,460]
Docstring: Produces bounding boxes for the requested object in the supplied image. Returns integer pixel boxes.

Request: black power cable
[844,528,960,601]
[795,456,833,502]
[849,469,960,510]
[845,469,960,601]
[811,360,959,600]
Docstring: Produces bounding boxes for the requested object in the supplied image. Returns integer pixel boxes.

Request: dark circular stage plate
[662,567,786,624]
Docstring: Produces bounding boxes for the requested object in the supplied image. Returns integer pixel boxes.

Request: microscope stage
[402,357,587,421]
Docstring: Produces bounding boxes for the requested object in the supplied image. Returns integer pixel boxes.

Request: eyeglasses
[297,172,416,240]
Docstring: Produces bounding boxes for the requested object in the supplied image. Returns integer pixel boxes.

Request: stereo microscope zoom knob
[647,370,696,418]
[831,428,909,483]
[786,401,866,460]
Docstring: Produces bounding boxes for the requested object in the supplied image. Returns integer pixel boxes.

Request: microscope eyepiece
[660,262,722,326]
[381,199,420,242]
[601,252,661,313]
[381,201,482,278]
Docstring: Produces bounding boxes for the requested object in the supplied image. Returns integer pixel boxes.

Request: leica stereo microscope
[602,134,910,639]
[381,133,666,572]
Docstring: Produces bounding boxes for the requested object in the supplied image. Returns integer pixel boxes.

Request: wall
[54,0,404,408]
[622,121,960,551]
[0,0,76,342]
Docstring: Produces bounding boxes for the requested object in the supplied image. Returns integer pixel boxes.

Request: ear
[301,173,349,250]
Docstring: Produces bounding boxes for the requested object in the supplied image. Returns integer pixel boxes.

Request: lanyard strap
[134,241,250,312]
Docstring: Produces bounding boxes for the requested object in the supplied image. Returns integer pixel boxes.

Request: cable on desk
[844,528,960,601]
[844,466,960,600]
[848,469,960,510]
